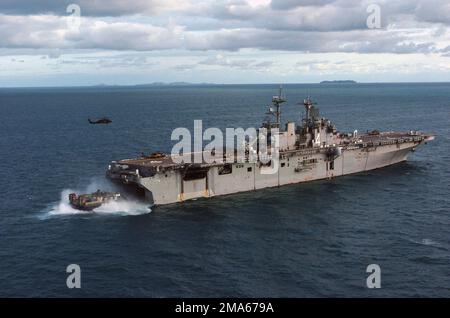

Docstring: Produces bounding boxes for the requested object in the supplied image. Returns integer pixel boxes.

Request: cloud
[198,54,275,70]
[0,13,442,55]
[0,0,179,16]
[0,15,184,51]
[57,54,157,68]
[270,0,338,10]
[172,64,197,72]
[414,0,450,24]
[0,0,449,59]
[2,0,450,29]
[191,0,369,32]
[186,28,439,54]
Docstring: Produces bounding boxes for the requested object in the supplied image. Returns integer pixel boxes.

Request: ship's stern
[106,162,154,202]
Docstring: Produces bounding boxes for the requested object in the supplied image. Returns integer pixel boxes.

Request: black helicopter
[88,117,112,125]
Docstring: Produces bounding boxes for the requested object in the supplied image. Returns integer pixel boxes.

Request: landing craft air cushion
[106,90,434,206]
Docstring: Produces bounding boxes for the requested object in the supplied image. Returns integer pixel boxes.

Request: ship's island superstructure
[106,90,434,205]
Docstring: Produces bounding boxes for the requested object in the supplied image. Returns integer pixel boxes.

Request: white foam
[421,238,440,246]
[45,179,152,217]
[90,200,152,216]
[409,238,441,247]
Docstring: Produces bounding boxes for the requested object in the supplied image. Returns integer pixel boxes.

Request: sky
[0,0,450,87]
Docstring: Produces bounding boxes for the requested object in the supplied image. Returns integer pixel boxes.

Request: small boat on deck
[69,190,121,211]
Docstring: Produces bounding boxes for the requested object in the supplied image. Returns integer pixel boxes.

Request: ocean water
[0,83,449,297]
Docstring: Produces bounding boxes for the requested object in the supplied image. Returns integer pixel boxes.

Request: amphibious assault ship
[106,90,434,205]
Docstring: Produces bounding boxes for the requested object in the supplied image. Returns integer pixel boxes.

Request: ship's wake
[44,179,152,218]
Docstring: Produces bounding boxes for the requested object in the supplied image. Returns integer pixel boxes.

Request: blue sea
[0,83,449,297]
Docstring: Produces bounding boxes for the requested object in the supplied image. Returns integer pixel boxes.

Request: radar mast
[263,86,286,130]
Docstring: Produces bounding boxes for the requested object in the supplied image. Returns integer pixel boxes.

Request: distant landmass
[133,82,216,87]
[320,80,357,84]
[92,82,216,88]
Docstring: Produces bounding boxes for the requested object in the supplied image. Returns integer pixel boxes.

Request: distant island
[133,82,216,87]
[320,80,357,84]
[92,82,216,88]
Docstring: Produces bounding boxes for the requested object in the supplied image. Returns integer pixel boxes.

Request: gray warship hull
[106,92,434,206]
[107,133,432,205]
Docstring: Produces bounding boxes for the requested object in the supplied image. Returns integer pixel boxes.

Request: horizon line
[1,80,450,89]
